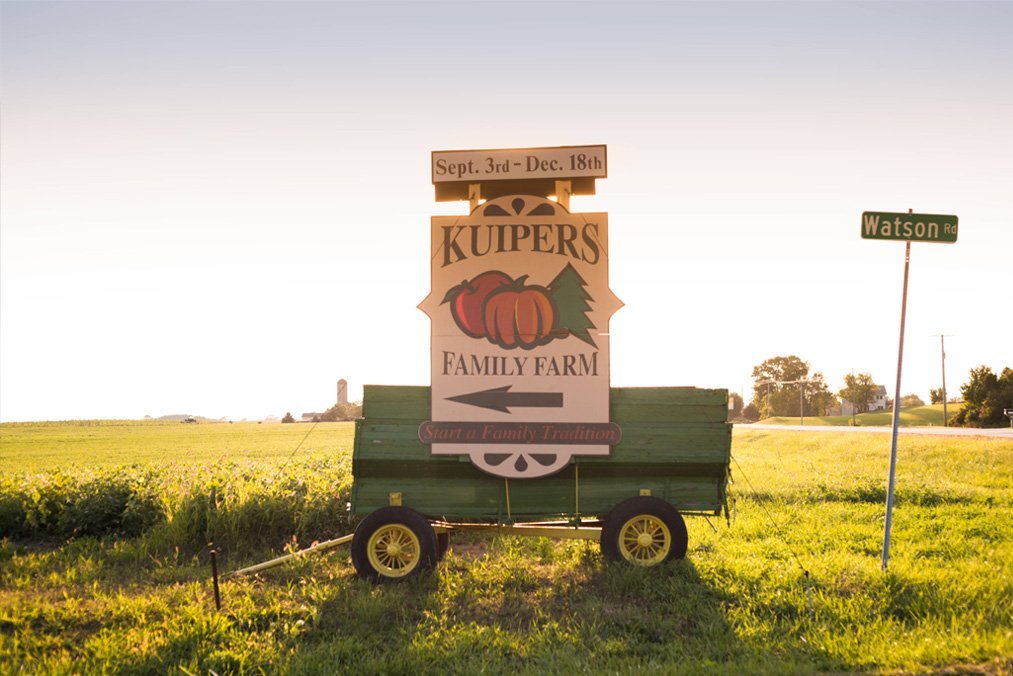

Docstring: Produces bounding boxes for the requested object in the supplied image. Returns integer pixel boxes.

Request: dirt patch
[447,542,489,560]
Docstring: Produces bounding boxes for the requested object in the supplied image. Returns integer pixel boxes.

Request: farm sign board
[418,193,623,479]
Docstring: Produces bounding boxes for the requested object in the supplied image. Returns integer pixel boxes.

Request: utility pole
[780,379,809,425]
[851,368,857,427]
[799,381,805,425]
[934,335,952,426]
[757,379,775,420]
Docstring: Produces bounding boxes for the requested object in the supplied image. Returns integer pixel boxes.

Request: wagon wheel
[600,496,688,566]
[351,507,438,582]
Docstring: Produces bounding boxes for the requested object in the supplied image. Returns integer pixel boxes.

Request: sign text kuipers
[419,195,623,479]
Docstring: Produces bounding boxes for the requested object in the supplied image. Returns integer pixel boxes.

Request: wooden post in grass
[209,543,222,611]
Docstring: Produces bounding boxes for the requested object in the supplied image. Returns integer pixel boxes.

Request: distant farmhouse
[840,385,889,416]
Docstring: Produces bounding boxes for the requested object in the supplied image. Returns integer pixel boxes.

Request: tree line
[746,355,836,419]
[739,355,1011,428]
[281,402,363,424]
[953,365,1013,427]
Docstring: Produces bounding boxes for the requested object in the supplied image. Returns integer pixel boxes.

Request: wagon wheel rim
[617,515,671,566]
[366,524,422,578]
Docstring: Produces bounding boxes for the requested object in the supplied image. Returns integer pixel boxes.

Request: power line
[731,455,813,577]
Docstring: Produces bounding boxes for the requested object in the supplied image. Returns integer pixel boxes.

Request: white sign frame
[419,194,622,478]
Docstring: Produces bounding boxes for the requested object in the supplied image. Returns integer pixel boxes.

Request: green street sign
[862,211,958,243]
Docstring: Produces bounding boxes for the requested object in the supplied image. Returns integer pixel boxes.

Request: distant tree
[806,374,836,416]
[929,388,944,405]
[753,355,808,416]
[954,365,1013,428]
[728,392,743,418]
[751,356,831,417]
[839,373,879,414]
[741,403,760,421]
[281,412,296,424]
[319,402,363,422]
[900,394,925,408]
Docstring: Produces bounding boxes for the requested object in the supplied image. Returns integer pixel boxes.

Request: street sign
[432,145,607,184]
[418,194,623,479]
[864,207,959,570]
[861,211,958,243]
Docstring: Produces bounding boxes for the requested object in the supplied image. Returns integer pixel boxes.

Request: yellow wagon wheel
[617,514,672,566]
[601,496,688,566]
[366,524,422,578]
[351,507,438,583]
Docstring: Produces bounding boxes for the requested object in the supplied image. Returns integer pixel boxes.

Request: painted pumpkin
[483,280,557,349]
[442,270,513,338]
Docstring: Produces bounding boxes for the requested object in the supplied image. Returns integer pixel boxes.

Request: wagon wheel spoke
[367,524,422,576]
[619,516,671,563]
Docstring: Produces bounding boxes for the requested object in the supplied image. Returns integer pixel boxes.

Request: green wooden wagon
[348,384,732,582]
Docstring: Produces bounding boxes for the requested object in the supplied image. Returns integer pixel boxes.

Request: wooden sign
[432,145,607,183]
[419,194,623,478]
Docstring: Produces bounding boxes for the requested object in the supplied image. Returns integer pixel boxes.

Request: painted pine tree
[549,263,596,347]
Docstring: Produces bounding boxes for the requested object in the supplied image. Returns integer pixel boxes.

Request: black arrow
[446,386,563,414]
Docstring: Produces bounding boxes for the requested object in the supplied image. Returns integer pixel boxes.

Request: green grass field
[1,421,1010,673]
[759,403,959,427]
[0,419,355,471]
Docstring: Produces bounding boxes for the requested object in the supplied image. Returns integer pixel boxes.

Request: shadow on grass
[11,532,976,674]
[1,534,853,673]
[274,544,849,674]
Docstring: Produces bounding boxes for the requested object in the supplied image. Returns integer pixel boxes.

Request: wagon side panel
[352,385,731,520]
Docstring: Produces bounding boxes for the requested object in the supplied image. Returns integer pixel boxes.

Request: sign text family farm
[419,186,622,479]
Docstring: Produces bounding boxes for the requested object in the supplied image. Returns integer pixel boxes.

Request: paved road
[742,424,1013,439]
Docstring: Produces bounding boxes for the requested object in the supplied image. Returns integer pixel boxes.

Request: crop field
[1,421,1010,674]
[0,419,356,471]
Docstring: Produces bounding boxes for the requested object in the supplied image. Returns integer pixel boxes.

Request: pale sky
[1,0,1011,422]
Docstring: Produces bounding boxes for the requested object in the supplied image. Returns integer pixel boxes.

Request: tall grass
[1,458,353,559]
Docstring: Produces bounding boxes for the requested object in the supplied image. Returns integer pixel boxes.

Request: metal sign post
[881,238,910,572]
[863,208,958,571]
